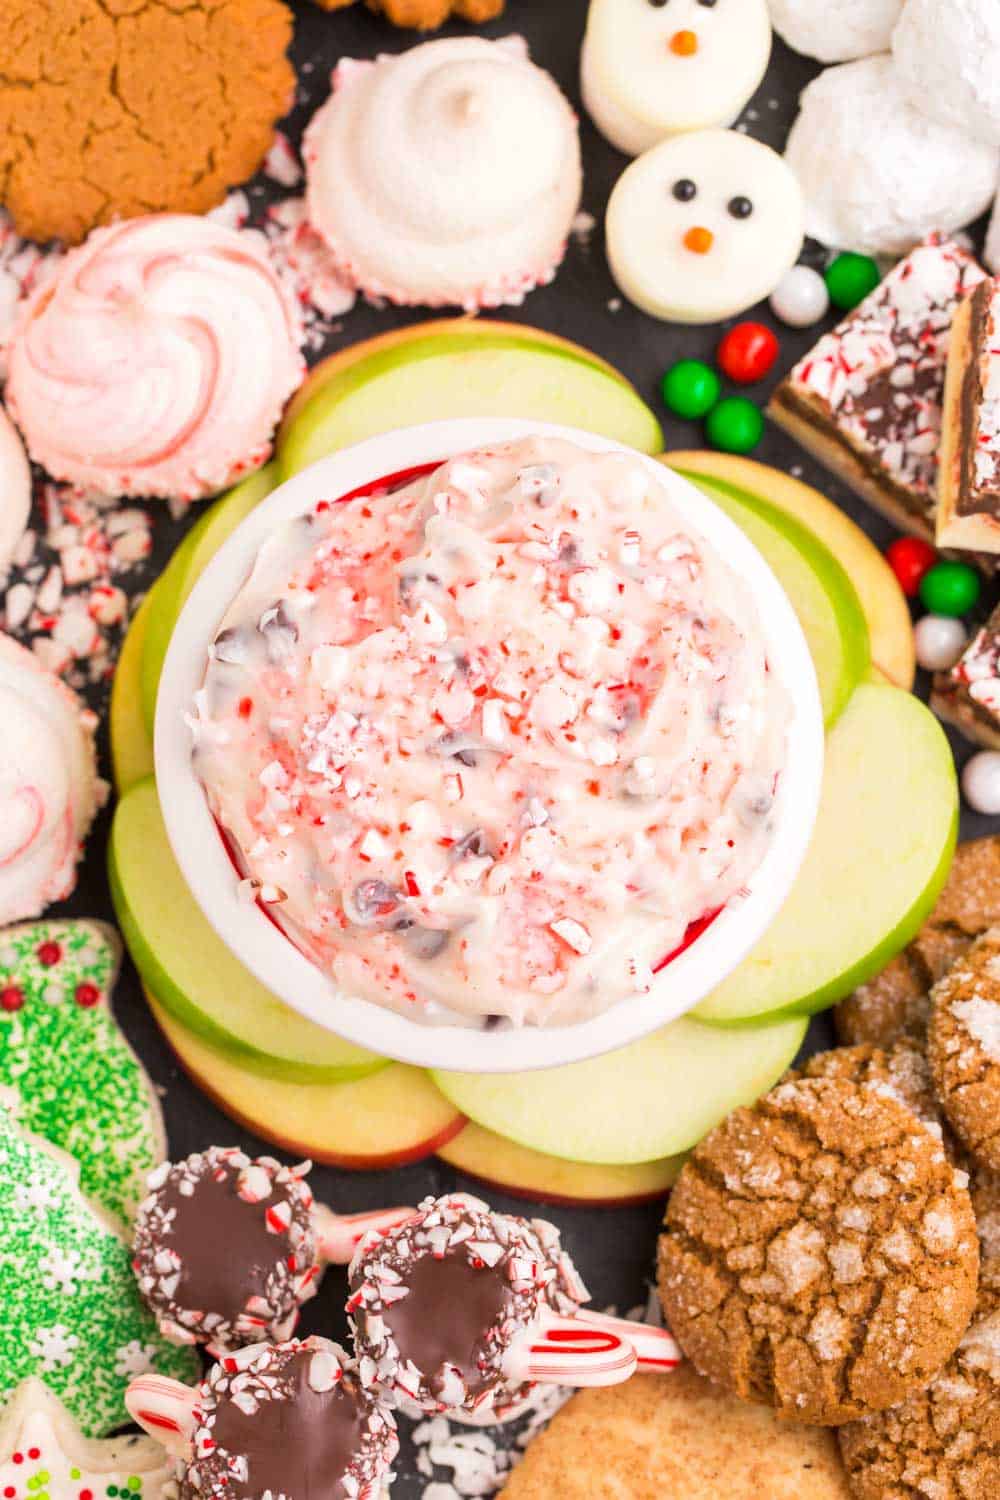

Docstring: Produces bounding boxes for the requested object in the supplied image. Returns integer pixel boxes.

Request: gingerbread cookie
[0,0,294,245]
[0,921,165,1226]
[837,836,1000,1048]
[313,0,504,24]
[0,1105,197,1437]
[658,1077,979,1425]
[928,929,1000,1170]
[971,1167,1000,1260]
[839,1260,1000,1500]
[798,1042,948,1147]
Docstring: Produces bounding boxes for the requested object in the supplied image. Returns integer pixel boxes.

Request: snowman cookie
[581,0,772,157]
[0,1380,173,1500]
[606,128,804,323]
[0,1106,198,1437]
[0,920,165,1226]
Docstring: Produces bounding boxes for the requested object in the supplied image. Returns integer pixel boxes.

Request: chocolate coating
[382,1248,514,1400]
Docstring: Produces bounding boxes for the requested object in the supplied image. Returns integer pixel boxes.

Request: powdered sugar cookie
[303,39,581,310]
[0,1379,173,1500]
[0,402,30,576]
[580,0,771,158]
[606,129,803,323]
[0,1106,197,1437]
[929,929,1000,1170]
[0,921,165,1226]
[784,55,999,255]
[658,1077,979,1425]
[0,633,103,925]
[893,0,1000,148]
[768,0,903,64]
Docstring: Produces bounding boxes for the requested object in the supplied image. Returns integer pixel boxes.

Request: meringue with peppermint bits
[303,37,582,311]
[5,215,304,504]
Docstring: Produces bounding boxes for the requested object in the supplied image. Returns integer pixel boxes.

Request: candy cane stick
[313,1202,418,1265]
[125,1374,198,1457]
[575,1309,682,1373]
[504,1312,638,1388]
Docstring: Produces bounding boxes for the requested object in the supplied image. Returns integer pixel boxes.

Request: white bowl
[156,418,824,1074]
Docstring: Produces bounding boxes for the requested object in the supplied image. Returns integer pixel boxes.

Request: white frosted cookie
[785,55,999,255]
[0,402,30,576]
[606,129,803,324]
[893,0,1000,148]
[581,0,771,157]
[768,0,903,64]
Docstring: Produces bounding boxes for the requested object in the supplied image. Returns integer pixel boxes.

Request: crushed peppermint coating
[347,1192,587,1416]
[183,1338,397,1500]
[192,436,788,1028]
[937,275,1000,555]
[132,1148,320,1352]
[771,237,986,533]
[932,603,1000,747]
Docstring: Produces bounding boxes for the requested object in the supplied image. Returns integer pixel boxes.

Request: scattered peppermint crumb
[571,212,596,247]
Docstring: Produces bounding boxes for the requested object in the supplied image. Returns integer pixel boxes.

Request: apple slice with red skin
[438,1122,683,1208]
[146,994,465,1170]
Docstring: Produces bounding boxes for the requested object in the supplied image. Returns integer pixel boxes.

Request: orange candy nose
[683,226,714,255]
[670,29,699,55]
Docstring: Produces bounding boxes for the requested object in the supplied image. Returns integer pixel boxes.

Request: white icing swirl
[6,216,303,502]
[304,39,582,311]
[0,633,103,924]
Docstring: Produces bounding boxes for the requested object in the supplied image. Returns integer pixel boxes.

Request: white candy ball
[770,266,830,328]
[962,751,1000,816]
[914,615,968,672]
[769,0,903,64]
[784,55,999,256]
[893,0,1000,148]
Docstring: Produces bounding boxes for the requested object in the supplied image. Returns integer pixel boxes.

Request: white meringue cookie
[784,55,999,256]
[0,402,30,575]
[303,38,582,311]
[0,633,103,925]
[581,0,771,157]
[768,0,903,63]
[986,190,1000,274]
[6,216,304,503]
[893,0,1000,148]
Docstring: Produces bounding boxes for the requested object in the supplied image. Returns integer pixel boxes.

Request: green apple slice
[694,680,958,1027]
[432,1011,806,1166]
[277,333,664,479]
[109,777,388,1084]
[111,588,157,794]
[141,464,278,734]
[683,470,870,727]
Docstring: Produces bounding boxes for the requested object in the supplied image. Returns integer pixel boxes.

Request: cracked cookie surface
[838,1260,1000,1500]
[657,1077,978,1426]
[929,929,1000,1171]
[0,0,294,245]
[311,0,505,25]
[798,1042,948,1147]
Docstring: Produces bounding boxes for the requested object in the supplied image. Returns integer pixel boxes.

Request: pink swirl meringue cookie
[0,633,104,925]
[0,402,31,575]
[6,216,304,503]
[303,38,583,311]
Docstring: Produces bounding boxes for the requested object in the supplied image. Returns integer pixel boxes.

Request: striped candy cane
[575,1309,682,1372]
[126,1375,198,1457]
[504,1312,638,1387]
[313,1203,418,1265]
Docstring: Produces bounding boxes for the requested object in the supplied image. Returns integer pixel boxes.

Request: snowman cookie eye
[697,0,719,6]
[728,195,754,219]
[673,178,697,201]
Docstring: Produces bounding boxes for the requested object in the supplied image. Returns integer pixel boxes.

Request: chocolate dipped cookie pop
[127,1337,397,1500]
[133,1147,414,1352]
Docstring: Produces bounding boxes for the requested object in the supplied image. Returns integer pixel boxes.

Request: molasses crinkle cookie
[303,38,581,310]
[928,928,1000,1170]
[658,1077,979,1425]
[6,216,304,503]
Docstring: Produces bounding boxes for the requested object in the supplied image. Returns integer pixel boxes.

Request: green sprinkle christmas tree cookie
[0,1106,198,1437]
[0,920,165,1225]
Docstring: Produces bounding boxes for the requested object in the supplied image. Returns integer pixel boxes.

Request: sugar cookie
[0,1379,173,1500]
[0,633,103,925]
[784,56,999,256]
[0,920,164,1226]
[606,129,804,324]
[0,1106,198,1438]
[767,0,903,64]
[893,0,1000,148]
[0,402,30,577]
[580,0,771,158]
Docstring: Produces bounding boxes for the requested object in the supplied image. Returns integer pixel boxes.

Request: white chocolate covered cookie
[606,129,804,324]
[784,55,999,256]
[893,0,1000,149]
[768,0,903,64]
[581,0,771,158]
[0,402,30,577]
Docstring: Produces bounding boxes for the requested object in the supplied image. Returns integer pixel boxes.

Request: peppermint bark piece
[938,277,1000,553]
[932,602,1000,748]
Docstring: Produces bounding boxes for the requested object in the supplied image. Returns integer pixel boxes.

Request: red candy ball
[75,982,101,1008]
[886,536,937,597]
[0,987,23,1012]
[37,940,62,967]
[716,322,780,385]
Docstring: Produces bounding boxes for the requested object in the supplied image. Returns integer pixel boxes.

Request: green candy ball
[919,560,981,617]
[705,397,764,455]
[825,252,881,311]
[661,359,721,421]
